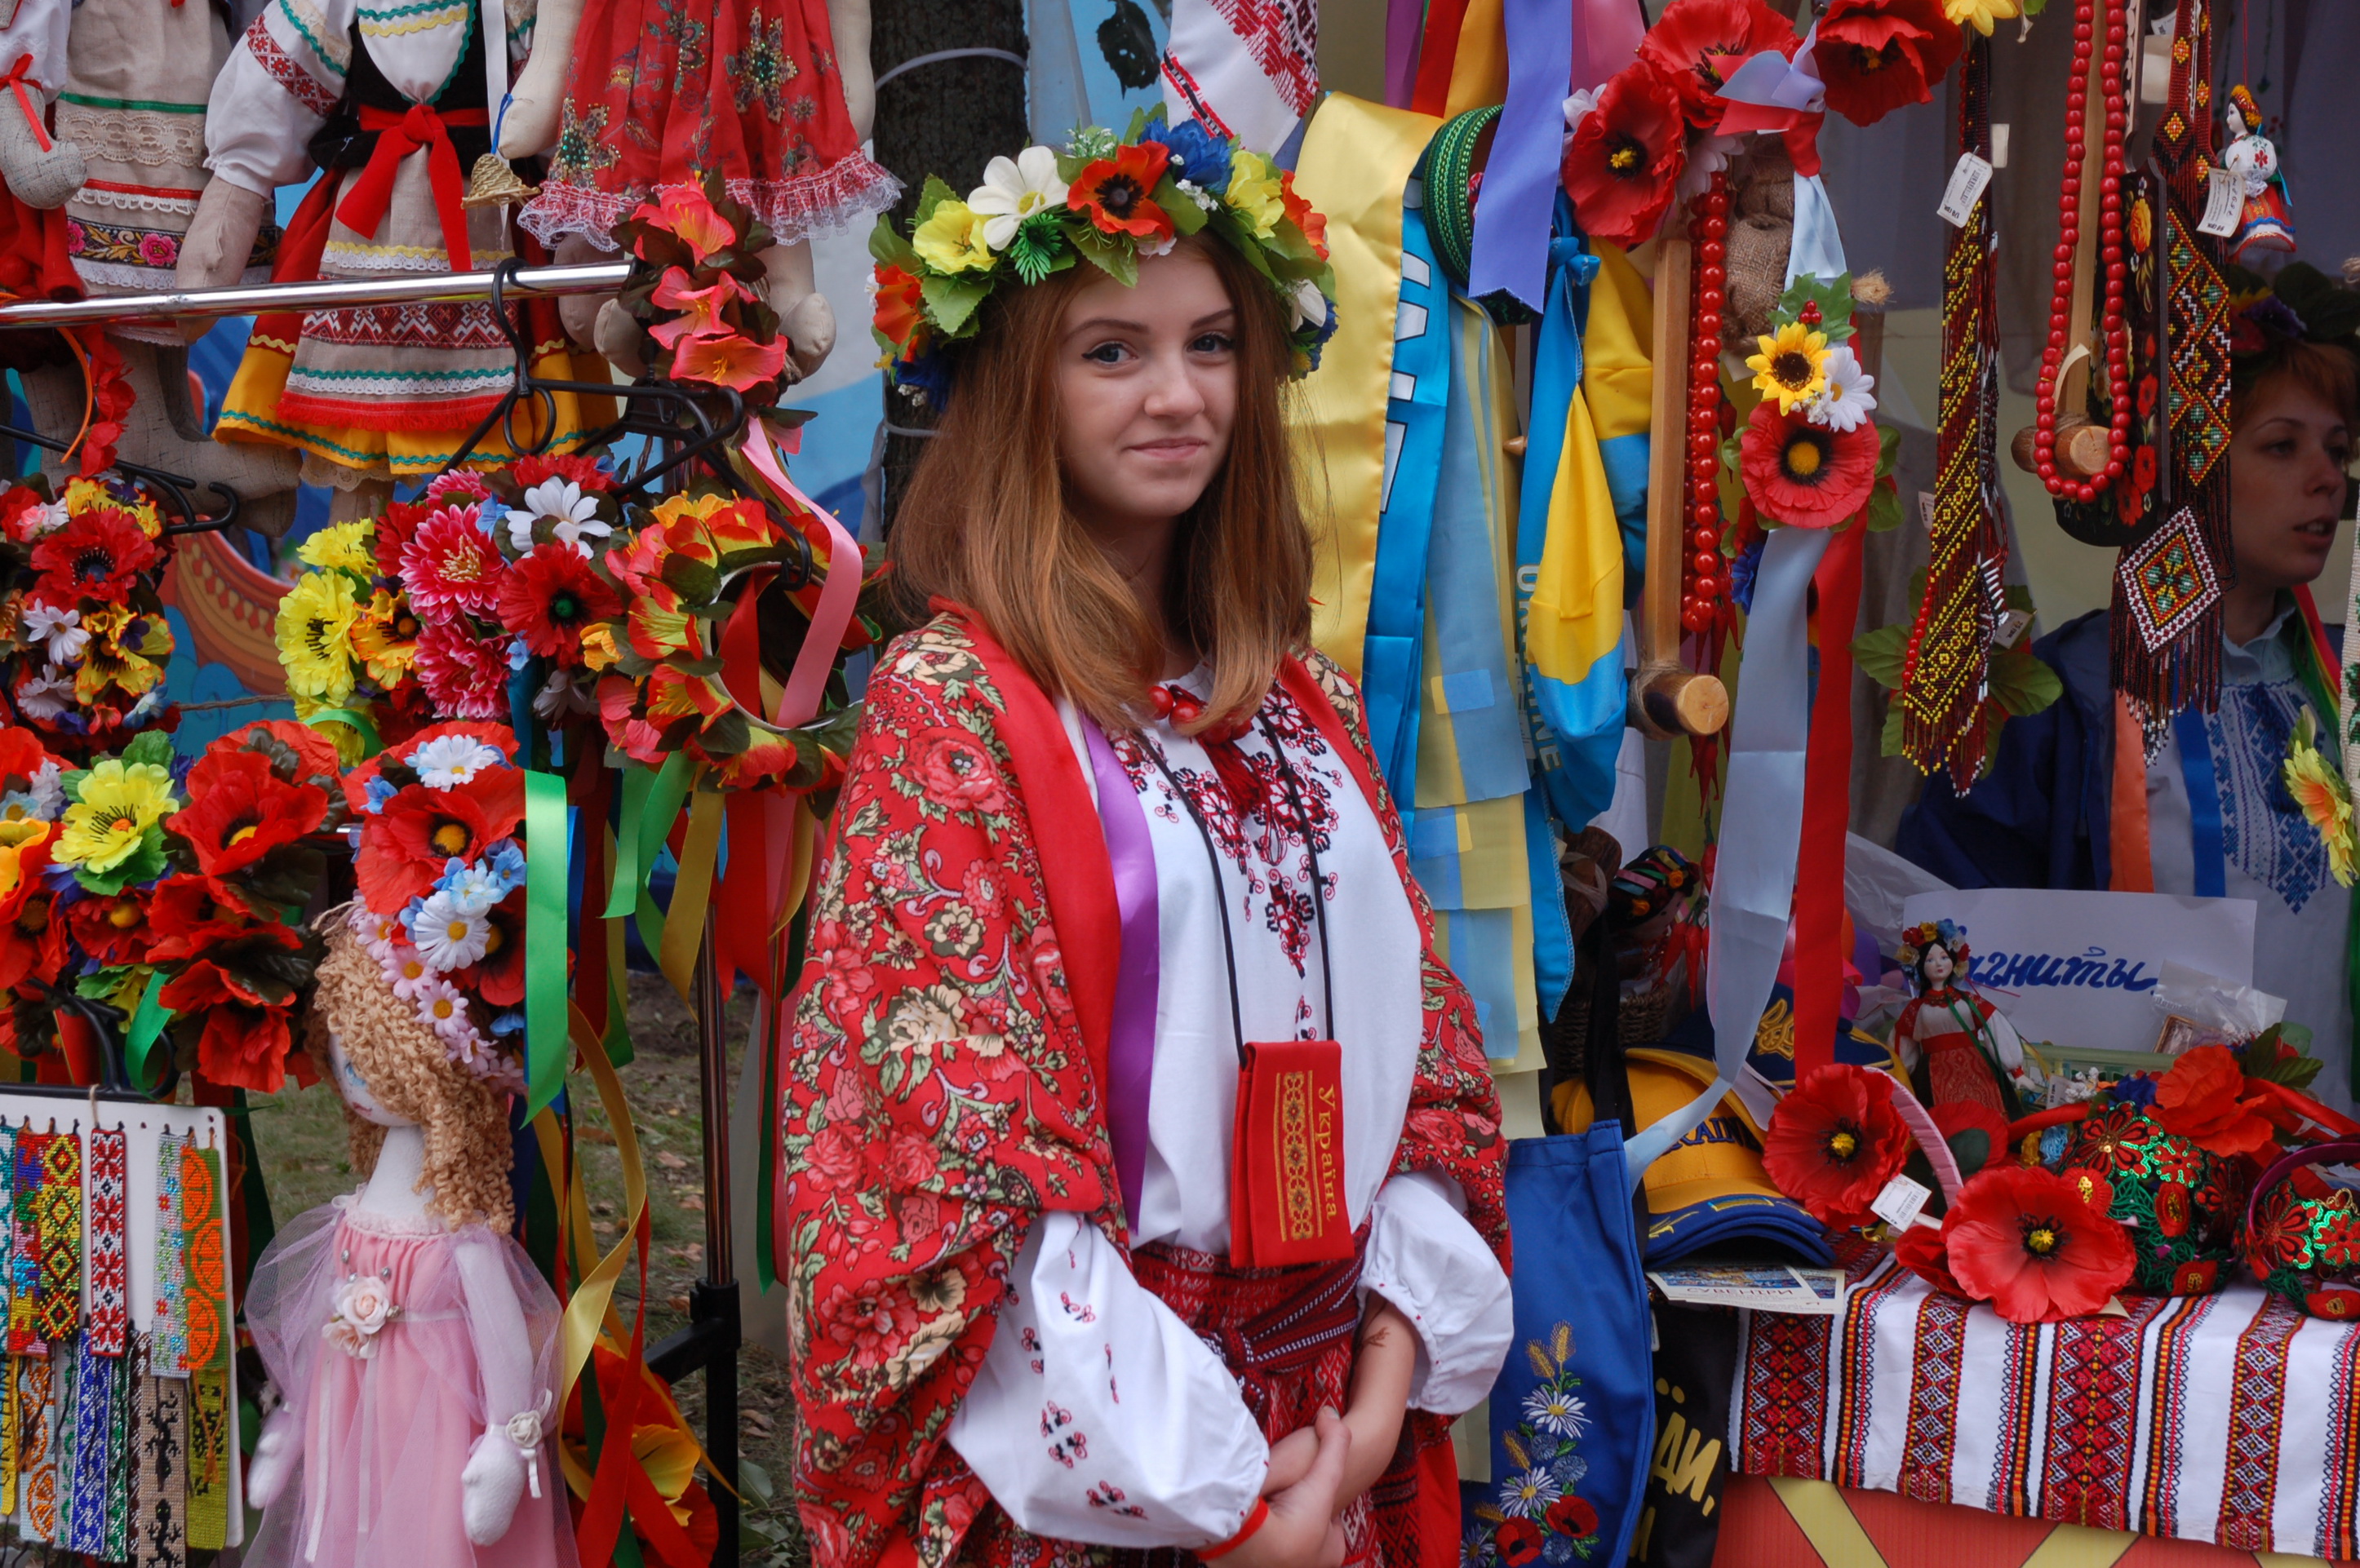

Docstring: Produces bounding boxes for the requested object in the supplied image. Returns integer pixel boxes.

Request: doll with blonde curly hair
[238,915,574,1568]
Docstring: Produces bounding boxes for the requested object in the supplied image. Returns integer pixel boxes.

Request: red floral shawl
[778,609,1510,1568]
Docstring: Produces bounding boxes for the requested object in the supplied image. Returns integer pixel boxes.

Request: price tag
[1870,1173,1934,1233]
[1994,606,2034,649]
[1918,491,1936,532]
[1937,153,1994,228]
[1991,123,2011,169]
[2198,167,2242,237]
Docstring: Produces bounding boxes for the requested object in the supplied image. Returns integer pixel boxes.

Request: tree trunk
[872,0,1028,533]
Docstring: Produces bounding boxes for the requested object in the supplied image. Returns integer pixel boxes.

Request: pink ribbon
[1081,712,1161,1229]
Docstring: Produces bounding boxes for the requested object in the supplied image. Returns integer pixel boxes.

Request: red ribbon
[1,56,51,154]
[1790,520,1865,1080]
[335,103,486,272]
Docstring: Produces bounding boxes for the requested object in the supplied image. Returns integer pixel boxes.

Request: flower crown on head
[868,113,1339,399]
[1896,919,1969,973]
[2228,261,2360,373]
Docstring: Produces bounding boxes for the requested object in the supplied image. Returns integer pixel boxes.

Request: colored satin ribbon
[1790,520,1865,1079]
[2172,704,2226,898]
[1629,526,1831,1191]
[524,767,570,1116]
[1464,0,1570,315]
[0,56,51,154]
[336,103,488,272]
[1081,715,1161,1229]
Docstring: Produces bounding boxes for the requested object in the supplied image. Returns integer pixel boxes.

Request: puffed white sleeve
[0,0,72,100]
[947,1211,1268,1549]
[1360,1171,1513,1416]
[203,0,355,195]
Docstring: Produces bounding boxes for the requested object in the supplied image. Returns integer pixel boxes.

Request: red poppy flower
[0,886,60,992]
[1067,142,1175,244]
[1761,1062,1914,1227]
[468,889,528,1008]
[1278,171,1329,259]
[1812,0,1962,127]
[29,507,160,607]
[498,544,622,666]
[413,619,511,721]
[64,891,149,968]
[0,728,52,793]
[398,504,508,622]
[1560,66,1688,248]
[2153,1044,2278,1158]
[1739,401,1880,529]
[1930,1098,2011,1177]
[159,959,303,1093]
[1494,1518,1544,1568]
[357,778,524,912]
[1544,1494,1599,1539]
[143,874,269,964]
[168,749,328,884]
[509,454,614,494]
[1893,1217,1965,1295]
[872,263,928,354]
[1639,0,1799,128]
[1944,1164,2134,1323]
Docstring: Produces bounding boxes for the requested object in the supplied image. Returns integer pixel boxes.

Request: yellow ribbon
[657,789,725,1003]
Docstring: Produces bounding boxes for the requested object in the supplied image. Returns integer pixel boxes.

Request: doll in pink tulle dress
[240,915,574,1568]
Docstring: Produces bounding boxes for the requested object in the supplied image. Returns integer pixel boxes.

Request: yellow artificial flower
[2286,727,2358,887]
[293,695,370,765]
[912,199,998,274]
[75,605,169,704]
[1943,0,2021,36]
[298,520,376,574]
[649,492,734,528]
[349,588,419,688]
[1226,151,1286,238]
[276,569,360,706]
[1746,321,1833,414]
[55,759,175,873]
[579,620,620,672]
[64,477,161,538]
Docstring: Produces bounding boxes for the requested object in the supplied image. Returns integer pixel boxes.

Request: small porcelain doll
[1892,919,2040,1119]
[2223,84,2295,264]
[240,915,572,1568]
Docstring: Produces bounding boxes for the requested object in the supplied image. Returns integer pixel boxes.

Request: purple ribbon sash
[1082,715,1163,1227]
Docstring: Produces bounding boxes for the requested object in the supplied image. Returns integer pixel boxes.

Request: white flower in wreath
[967,147,1071,250]
[323,1273,400,1359]
[1805,343,1878,433]
[508,479,610,558]
[18,605,85,667]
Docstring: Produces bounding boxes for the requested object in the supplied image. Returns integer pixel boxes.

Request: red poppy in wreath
[1944,1164,2134,1323]
[1559,67,1688,248]
[1812,0,1963,128]
[1638,0,1797,128]
[872,263,929,356]
[357,779,525,912]
[29,507,160,608]
[1740,401,1879,529]
[1761,1062,1913,1227]
[160,958,309,1094]
[1893,1216,1966,1295]
[169,749,330,887]
[465,889,530,1009]
[1929,1097,2011,1178]
[142,874,271,965]
[64,891,149,968]
[2153,1043,2278,1158]
[499,544,623,666]
[1067,142,1174,244]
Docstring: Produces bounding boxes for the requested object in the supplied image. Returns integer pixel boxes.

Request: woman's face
[2230,374,2352,593]
[1920,944,1954,987]
[1053,246,1239,538]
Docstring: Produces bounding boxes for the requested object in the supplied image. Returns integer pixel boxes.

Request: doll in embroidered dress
[174,0,612,509]
[494,0,894,379]
[242,915,571,1568]
[1892,919,2039,1119]
[2223,85,2295,265]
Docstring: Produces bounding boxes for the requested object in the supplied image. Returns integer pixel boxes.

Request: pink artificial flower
[632,184,737,264]
[412,620,510,720]
[670,331,786,392]
[399,504,508,622]
[650,268,757,349]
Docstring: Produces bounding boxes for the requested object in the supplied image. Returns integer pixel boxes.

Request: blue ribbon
[1466,0,1573,312]
[2174,705,2227,898]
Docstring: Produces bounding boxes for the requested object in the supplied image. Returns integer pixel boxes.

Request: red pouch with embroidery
[1230,1038,1354,1269]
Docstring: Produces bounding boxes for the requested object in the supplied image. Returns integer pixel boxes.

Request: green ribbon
[125,970,171,1096]
[524,769,570,1118]
[303,707,383,759]
[601,753,690,920]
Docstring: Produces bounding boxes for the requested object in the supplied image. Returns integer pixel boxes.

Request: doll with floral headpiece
[2223,84,2295,264]
[1892,919,2039,1119]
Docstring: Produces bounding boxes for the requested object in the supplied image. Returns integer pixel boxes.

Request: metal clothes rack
[3,260,754,1566]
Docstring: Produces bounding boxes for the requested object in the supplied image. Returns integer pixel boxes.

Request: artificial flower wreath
[0,476,179,760]
[870,113,1337,397]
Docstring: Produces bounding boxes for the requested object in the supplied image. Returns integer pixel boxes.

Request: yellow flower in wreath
[912,199,998,274]
[55,759,175,873]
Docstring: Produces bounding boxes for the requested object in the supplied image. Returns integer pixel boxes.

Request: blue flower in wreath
[1160,117,1233,193]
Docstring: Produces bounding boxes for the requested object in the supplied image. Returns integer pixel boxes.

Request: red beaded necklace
[1681,172,1732,643]
[2030,0,2133,503]
[1149,683,1252,745]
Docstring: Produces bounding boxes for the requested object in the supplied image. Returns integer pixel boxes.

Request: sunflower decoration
[871,112,1336,400]
[2285,708,2357,887]
[0,476,180,761]
[1732,277,1895,531]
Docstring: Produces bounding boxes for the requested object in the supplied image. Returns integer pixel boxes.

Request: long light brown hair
[888,233,1314,734]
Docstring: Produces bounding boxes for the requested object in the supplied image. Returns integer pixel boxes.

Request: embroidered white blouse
[945,679,1513,1549]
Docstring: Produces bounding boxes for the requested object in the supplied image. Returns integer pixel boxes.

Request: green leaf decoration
[918,270,996,337]
[913,175,960,228]
[1071,223,1138,287]
[1851,624,1910,689]
[1007,217,1075,286]
[1163,182,1209,237]
[122,730,173,768]
[1946,1127,1992,1178]
[1989,645,2064,718]
[1865,476,1902,533]
[1879,698,1906,759]
[868,213,920,270]
[1775,272,1856,342]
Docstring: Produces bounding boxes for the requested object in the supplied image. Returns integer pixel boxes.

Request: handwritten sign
[1898,888,2255,1055]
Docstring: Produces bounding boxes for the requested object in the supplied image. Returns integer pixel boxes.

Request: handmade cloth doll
[2222,83,2294,264]
[1892,919,2038,1118]
[241,913,570,1567]
[496,0,894,379]
[178,0,613,501]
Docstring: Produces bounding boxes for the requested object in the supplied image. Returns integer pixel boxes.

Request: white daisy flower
[15,667,71,721]
[23,762,60,821]
[410,891,492,971]
[517,479,611,558]
[406,734,503,789]
[1495,1466,1561,1519]
[19,605,84,666]
[1523,1384,1590,1439]
[1288,279,1328,333]
[385,945,438,1001]
[410,977,477,1045]
[967,147,1070,250]
[1808,343,1878,433]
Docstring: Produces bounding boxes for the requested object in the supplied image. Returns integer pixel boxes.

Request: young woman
[1901,268,2358,1108]
[780,124,1513,1568]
